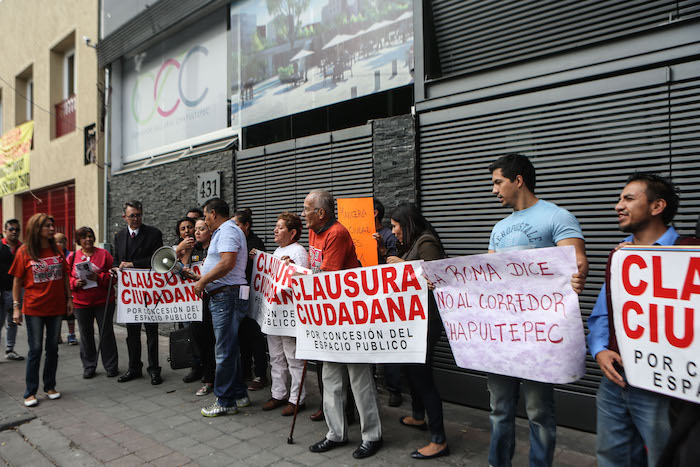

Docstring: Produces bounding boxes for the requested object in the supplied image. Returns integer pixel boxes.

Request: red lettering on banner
[122,290,131,303]
[622,254,647,295]
[121,271,130,287]
[296,304,306,324]
[174,288,185,302]
[402,264,421,291]
[650,304,659,343]
[548,324,563,343]
[325,275,341,299]
[353,301,369,324]
[408,294,426,320]
[623,301,644,339]
[256,253,265,272]
[344,271,359,297]
[280,265,296,288]
[253,273,261,291]
[281,289,293,305]
[323,304,336,325]
[313,277,326,300]
[665,306,694,348]
[535,322,546,341]
[381,267,399,293]
[338,303,352,325]
[299,279,313,301]
[371,299,388,323]
[362,269,380,295]
[185,286,197,301]
[166,274,178,286]
[154,274,165,288]
[523,321,533,341]
[653,256,677,299]
[387,296,406,322]
[680,257,700,300]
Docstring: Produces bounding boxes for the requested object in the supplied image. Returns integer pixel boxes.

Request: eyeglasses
[125,213,142,219]
[302,207,320,214]
[6,227,19,232]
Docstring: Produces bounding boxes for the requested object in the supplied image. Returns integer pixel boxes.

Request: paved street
[0,324,596,466]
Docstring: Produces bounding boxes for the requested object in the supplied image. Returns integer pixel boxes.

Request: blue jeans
[208,289,248,407]
[596,375,671,467]
[24,314,62,398]
[487,374,556,467]
[0,290,20,351]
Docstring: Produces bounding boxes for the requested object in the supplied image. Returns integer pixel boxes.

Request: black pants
[125,322,159,372]
[239,316,267,379]
[403,318,446,444]
[74,303,118,373]
[189,298,215,383]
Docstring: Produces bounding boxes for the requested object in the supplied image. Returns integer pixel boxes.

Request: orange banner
[337,197,378,267]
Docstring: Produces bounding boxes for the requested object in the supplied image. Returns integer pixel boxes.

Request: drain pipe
[102,66,111,248]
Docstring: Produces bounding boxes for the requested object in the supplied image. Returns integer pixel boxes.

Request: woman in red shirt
[10,213,73,407]
[68,227,118,379]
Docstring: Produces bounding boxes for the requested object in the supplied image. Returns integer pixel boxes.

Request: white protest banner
[421,246,586,384]
[249,251,311,337]
[292,261,429,363]
[117,264,203,323]
[610,246,699,403]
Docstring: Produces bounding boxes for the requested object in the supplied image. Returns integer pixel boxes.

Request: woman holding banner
[384,203,449,459]
[261,212,310,415]
[10,214,73,407]
[68,227,118,379]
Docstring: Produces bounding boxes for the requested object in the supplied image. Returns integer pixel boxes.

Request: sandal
[196,384,213,396]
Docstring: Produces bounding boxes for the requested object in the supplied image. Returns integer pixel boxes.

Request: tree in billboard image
[229,0,413,128]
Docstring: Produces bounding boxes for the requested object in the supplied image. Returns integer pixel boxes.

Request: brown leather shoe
[282,402,305,416]
[262,398,287,411]
[248,377,268,391]
[309,407,324,421]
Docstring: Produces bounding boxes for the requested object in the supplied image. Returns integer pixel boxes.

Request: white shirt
[273,242,310,269]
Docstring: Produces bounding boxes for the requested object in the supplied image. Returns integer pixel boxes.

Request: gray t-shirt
[202,220,248,292]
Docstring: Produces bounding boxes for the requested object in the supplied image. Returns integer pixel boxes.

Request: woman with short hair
[262,212,309,415]
[68,226,118,379]
[10,213,73,407]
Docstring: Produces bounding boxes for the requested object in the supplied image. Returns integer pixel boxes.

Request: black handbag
[168,327,193,370]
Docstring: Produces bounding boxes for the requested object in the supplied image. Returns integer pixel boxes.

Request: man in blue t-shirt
[193,198,250,418]
[486,154,588,467]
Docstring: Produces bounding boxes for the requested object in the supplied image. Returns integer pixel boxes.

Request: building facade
[0,0,104,244]
[99,0,700,432]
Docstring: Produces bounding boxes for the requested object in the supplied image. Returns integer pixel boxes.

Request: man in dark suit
[113,200,164,385]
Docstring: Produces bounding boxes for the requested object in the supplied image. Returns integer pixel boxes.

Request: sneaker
[46,389,61,400]
[24,396,38,407]
[5,350,24,361]
[201,399,238,417]
[67,334,78,345]
[248,376,268,391]
[236,396,250,408]
[196,384,213,396]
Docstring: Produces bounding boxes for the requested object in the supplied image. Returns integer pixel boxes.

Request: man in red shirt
[304,189,383,460]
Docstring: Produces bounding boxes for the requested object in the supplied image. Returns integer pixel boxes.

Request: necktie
[131,232,136,239]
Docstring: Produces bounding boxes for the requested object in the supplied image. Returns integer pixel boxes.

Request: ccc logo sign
[131,45,210,125]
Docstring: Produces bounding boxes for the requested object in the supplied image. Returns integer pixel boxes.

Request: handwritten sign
[422,246,586,384]
[337,197,378,267]
[292,261,428,363]
[0,121,33,196]
[117,264,203,323]
[611,246,700,404]
[249,251,311,337]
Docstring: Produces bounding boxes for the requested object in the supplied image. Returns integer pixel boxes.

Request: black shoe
[83,369,96,379]
[106,370,119,378]
[352,439,383,459]
[182,370,202,383]
[149,367,163,385]
[117,370,142,383]
[309,438,348,453]
[388,392,403,407]
[410,445,450,459]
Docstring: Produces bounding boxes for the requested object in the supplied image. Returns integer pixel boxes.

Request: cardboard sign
[611,246,700,404]
[422,246,586,384]
[337,197,379,267]
[117,264,203,323]
[292,261,428,363]
[249,251,312,337]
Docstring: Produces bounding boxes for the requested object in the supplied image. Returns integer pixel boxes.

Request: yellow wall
[0,0,104,241]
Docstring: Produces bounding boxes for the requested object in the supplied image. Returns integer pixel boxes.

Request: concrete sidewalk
[0,323,596,466]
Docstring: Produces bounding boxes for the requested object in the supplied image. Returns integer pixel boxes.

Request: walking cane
[287,360,309,444]
[94,273,115,366]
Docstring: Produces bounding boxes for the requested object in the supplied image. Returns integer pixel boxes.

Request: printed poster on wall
[292,261,428,363]
[230,0,414,129]
[422,246,587,384]
[117,265,203,323]
[610,246,699,404]
[122,12,228,161]
[249,251,311,337]
[0,121,33,196]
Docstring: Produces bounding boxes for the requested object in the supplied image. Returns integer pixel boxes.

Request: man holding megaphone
[113,200,164,385]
